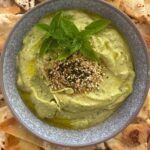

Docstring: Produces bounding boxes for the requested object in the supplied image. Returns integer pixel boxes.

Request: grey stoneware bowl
[0,0,149,147]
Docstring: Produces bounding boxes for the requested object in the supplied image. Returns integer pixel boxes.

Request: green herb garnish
[36,11,111,61]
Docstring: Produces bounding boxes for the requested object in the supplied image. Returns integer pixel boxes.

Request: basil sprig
[36,12,111,61]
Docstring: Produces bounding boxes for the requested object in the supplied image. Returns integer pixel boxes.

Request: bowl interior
[1,0,149,147]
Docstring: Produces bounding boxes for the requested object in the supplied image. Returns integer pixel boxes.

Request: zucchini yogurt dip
[16,10,135,129]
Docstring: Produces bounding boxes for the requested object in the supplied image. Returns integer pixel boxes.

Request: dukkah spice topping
[44,54,104,93]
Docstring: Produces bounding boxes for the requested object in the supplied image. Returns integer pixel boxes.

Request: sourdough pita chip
[0,6,21,14]
[120,0,150,23]
[146,119,150,127]
[106,138,147,150]
[0,14,22,50]
[0,118,54,149]
[122,123,149,146]
[108,0,150,23]
[0,130,6,150]
[145,0,150,17]
[0,0,14,7]
[0,118,105,150]
[0,94,5,107]
[0,106,13,123]
[15,0,35,11]
[105,138,128,150]
[5,134,41,150]
[104,125,148,150]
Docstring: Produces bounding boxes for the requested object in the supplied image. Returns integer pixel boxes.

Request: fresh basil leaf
[61,18,79,38]
[40,37,52,56]
[58,38,72,49]
[37,11,110,61]
[52,28,67,40]
[46,39,59,53]
[57,49,73,60]
[49,12,62,34]
[36,23,50,33]
[48,39,58,49]
[70,39,82,53]
[80,39,98,61]
[58,38,81,54]
[82,19,111,37]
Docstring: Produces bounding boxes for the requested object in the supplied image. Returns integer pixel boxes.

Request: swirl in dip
[16,10,135,129]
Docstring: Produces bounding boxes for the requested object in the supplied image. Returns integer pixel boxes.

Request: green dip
[16,10,135,129]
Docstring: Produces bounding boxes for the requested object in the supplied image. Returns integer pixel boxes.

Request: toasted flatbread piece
[0,14,22,50]
[15,0,35,11]
[107,0,150,24]
[0,0,14,7]
[120,0,150,23]
[145,0,150,17]
[0,118,105,150]
[121,0,146,16]
[105,138,128,150]
[0,6,21,14]
[0,118,43,147]
[0,94,5,107]
[5,134,41,150]
[122,123,149,146]
[0,130,6,150]
[106,138,147,150]
[0,106,13,123]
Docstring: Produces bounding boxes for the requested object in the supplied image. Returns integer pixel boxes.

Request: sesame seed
[43,54,105,93]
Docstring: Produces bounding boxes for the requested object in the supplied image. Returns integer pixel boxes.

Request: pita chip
[0,118,43,147]
[105,138,128,150]
[15,0,35,11]
[122,123,149,147]
[0,118,103,150]
[145,0,150,17]
[0,118,57,149]
[0,94,5,107]
[104,123,148,150]
[5,134,42,150]
[0,106,13,124]
[0,6,21,14]
[0,14,22,50]
[0,0,14,7]
[0,130,7,150]
[120,0,150,23]
[107,138,147,150]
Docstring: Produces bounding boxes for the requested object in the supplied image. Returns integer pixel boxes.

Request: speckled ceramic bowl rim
[0,0,150,147]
